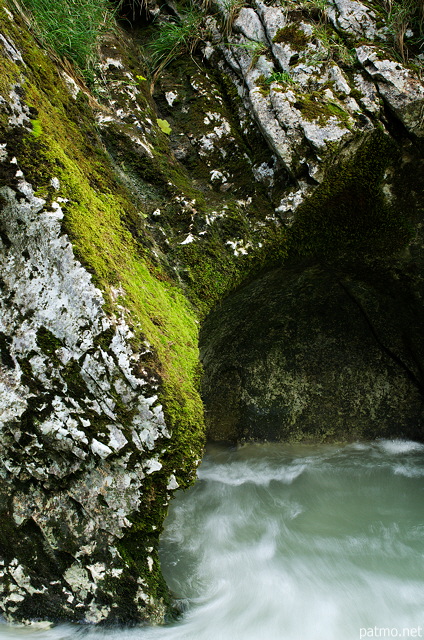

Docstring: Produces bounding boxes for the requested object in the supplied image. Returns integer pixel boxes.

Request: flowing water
[1,440,423,640]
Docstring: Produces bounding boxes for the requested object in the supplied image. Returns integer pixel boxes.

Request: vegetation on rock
[12,0,116,81]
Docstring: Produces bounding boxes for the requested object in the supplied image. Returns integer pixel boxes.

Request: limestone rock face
[0,6,204,625]
[356,45,424,137]
[0,176,168,623]
[203,0,424,222]
[196,0,424,442]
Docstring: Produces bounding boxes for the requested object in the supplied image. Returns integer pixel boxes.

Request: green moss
[116,474,171,617]
[273,24,310,50]
[288,130,410,258]
[297,95,328,122]
[60,360,90,398]
[294,93,352,126]
[255,74,271,96]
[17,356,45,394]
[349,88,363,100]
[144,57,288,312]
[36,326,63,356]
[30,118,42,137]
[175,241,239,313]
[93,326,115,351]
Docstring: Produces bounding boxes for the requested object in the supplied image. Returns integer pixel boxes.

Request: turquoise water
[1,440,423,640]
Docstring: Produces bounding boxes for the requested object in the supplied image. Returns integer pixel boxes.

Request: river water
[1,440,423,640]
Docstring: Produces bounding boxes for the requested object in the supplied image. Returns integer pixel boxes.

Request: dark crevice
[381,98,423,149]
[337,278,424,397]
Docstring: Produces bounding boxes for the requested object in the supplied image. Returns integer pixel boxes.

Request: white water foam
[197,459,308,486]
[1,440,423,640]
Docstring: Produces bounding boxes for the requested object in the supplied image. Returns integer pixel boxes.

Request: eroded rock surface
[0,175,170,623]
[0,5,203,625]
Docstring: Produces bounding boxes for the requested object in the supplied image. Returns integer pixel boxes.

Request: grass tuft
[310,22,356,66]
[264,70,295,85]
[220,0,245,37]
[14,0,116,82]
[148,6,205,77]
[385,0,424,63]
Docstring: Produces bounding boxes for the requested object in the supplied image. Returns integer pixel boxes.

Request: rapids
[1,440,423,640]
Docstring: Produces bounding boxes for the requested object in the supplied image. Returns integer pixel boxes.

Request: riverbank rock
[0,2,204,624]
[200,264,424,442]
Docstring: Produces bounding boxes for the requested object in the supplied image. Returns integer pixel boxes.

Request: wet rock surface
[0,176,169,623]
[0,7,203,625]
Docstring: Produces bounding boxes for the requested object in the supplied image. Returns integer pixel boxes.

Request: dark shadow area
[200,262,424,443]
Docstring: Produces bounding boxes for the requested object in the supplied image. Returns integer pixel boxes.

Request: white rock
[165,91,178,106]
[90,439,113,458]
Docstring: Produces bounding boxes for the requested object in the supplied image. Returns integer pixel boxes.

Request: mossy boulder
[201,263,424,443]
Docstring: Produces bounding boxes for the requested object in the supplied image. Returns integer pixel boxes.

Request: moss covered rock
[0,0,203,624]
[200,263,424,442]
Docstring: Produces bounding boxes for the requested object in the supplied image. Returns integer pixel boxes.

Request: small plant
[311,23,356,65]
[255,71,295,96]
[255,71,295,95]
[148,6,205,76]
[226,40,269,66]
[306,0,330,13]
[220,0,245,36]
[16,0,116,83]
[385,0,424,62]
[265,70,296,85]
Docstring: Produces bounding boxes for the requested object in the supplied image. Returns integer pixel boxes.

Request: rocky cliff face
[0,0,423,625]
[0,1,204,624]
[195,0,424,441]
